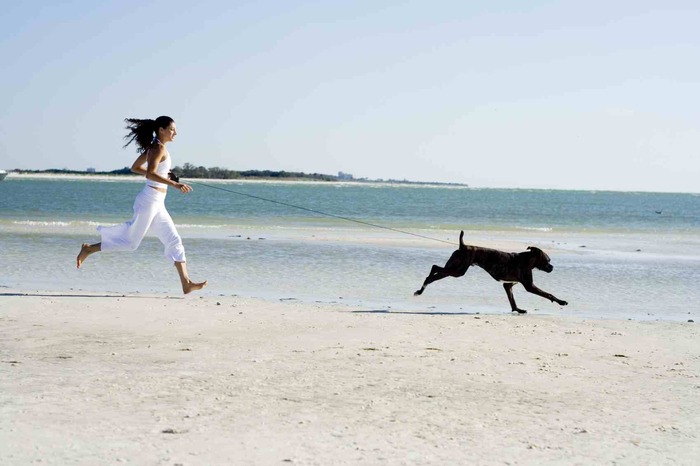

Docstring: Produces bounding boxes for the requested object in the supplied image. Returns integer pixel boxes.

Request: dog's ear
[527,246,542,254]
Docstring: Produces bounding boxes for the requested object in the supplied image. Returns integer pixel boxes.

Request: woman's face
[158,122,177,143]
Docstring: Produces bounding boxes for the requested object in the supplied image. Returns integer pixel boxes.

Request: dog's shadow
[352,309,486,316]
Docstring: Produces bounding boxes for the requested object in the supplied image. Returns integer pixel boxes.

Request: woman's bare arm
[130,153,149,176]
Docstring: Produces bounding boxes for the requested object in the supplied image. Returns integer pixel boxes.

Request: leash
[184,179,455,246]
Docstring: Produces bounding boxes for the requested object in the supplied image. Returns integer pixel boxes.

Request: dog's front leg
[522,283,568,306]
[503,283,527,314]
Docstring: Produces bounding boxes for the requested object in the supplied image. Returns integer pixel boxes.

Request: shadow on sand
[351,309,490,316]
[0,292,183,299]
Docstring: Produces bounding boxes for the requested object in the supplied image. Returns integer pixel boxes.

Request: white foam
[13,220,73,227]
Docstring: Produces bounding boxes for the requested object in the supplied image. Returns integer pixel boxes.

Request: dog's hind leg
[414,252,471,296]
[414,265,449,295]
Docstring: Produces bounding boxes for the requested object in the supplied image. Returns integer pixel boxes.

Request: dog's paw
[559,300,568,306]
[413,289,424,296]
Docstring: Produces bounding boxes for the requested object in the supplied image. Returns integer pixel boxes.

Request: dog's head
[527,246,553,273]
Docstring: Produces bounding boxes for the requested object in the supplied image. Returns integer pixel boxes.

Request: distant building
[86,167,96,173]
[338,171,353,180]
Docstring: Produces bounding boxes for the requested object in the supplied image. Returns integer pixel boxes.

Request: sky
[1,0,699,193]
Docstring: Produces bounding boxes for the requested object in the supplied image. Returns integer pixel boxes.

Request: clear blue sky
[1,0,699,192]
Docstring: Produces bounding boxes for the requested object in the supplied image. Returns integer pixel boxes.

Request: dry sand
[1,290,698,465]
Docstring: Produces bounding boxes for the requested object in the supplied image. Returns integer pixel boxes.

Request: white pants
[97,186,187,262]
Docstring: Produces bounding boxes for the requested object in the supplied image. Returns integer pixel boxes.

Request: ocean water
[1,176,699,322]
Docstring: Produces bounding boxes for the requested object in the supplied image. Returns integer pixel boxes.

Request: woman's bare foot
[174,262,207,294]
[182,280,208,295]
[76,243,99,269]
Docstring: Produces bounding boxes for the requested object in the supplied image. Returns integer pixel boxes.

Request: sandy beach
[1,290,698,465]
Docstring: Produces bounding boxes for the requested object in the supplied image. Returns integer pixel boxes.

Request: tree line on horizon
[12,163,340,181]
[171,163,339,181]
[12,164,466,186]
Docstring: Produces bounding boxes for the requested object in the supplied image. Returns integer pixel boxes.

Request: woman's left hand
[177,183,193,193]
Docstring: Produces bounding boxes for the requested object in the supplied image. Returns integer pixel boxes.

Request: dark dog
[414,231,568,313]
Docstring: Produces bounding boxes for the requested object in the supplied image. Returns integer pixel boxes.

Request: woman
[76,116,207,294]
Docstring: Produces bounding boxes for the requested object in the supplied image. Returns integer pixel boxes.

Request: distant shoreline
[5,168,469,188]
[5,169,699,194]
[5,170,469,189]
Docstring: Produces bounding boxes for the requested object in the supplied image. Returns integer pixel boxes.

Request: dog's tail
[459,230,465,248]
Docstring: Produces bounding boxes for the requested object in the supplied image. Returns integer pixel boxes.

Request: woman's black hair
[123,116,174,153]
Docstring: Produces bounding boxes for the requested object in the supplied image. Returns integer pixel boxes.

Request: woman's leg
[151,204,207,294]
[98,188,159,253]
[76,242,101,268]
[79,188,160,269]
[174,261,208,294]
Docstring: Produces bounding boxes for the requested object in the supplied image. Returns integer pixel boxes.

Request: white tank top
[145,147,172,189]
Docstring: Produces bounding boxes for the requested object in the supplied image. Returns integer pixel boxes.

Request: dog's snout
[542,263,554,273]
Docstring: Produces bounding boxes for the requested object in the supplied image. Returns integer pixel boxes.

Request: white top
[145,148,172,189]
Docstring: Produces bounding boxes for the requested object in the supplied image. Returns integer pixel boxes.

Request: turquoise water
[3,177,698,232]
[1,176,699,321]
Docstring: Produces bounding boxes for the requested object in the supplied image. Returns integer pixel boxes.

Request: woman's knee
[164,239,186,262]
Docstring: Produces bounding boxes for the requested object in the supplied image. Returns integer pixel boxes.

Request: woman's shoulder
[147,143,167,158]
